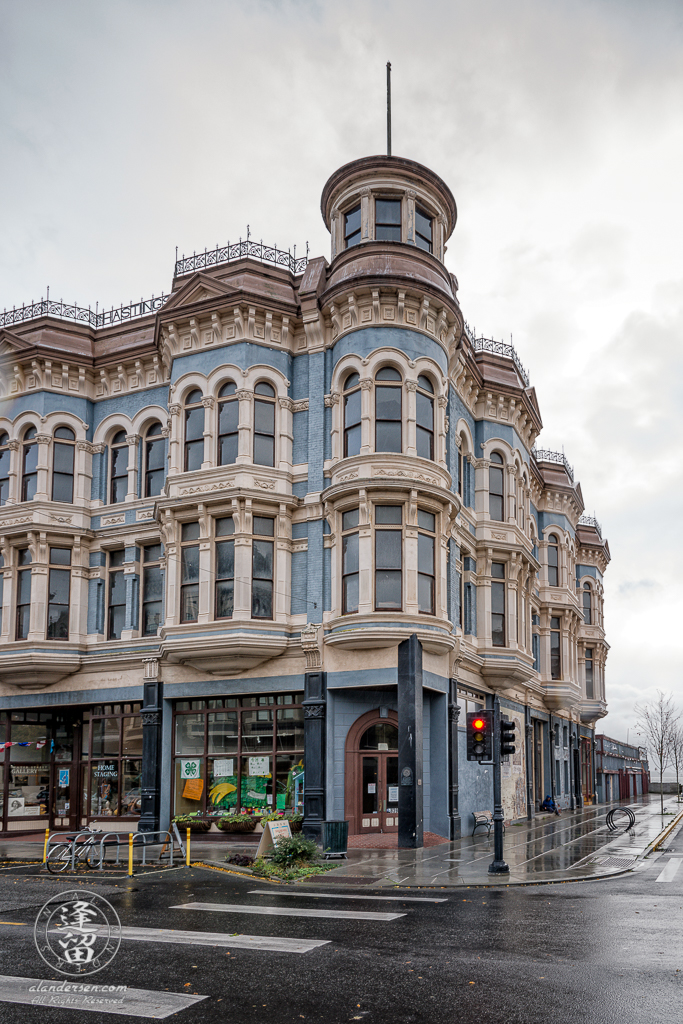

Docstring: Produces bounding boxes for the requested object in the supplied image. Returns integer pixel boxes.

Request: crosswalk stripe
[656,858,683,882]
[87,924,329,954]
[0,975,206,1018]
[248,889,447,903]
[171,901,405,922]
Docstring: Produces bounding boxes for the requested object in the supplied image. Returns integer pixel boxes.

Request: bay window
[489,452,504,522]
[491,562,506,647]
[342,508,359,614]
[417,510,435,614]
[47,547,71,640]
[110,430,128,504]
[253,382,276,467]
[180,522,200,623]
[252,516,274,619]
[416,374,434,460]
[375,505,402,611]
[184,390,205,472]
[52,426,75,503]
[375,367,402,453]
[215,516,235,619]
[218,381,239,466]
[343,372,361,458]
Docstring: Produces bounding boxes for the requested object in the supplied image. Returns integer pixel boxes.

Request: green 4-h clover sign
[180,758,201,780]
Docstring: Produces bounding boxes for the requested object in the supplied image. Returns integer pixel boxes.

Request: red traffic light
[472,718,485,730]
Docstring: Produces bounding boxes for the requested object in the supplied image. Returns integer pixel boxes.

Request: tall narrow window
[110,430,128,504]
[375,367,402,453]
[547,535,559,587]
[489,452,504,522]
[252,516,274,619]
[108,549,126,640]
[583,582,592,624]
[184,390,204,472]
[145,423,165,497]
[141,544,163,636]
[15,548,32,639]
[375,505,402,611]
[47,546,71,640]
[343,372,361,458]
[52,426,75,503]
[415,205,433,252]
[585,647,594,699]
[253,382,276,467]
[215,517,235,619]
[21,427,38,502]
[0,432,10,505]
[341,508,359,614]
[218,381,239,466]
[417,510,435,614]
[491,562,506,647]
[416,375,434,460]
[375,198,401,241]
[456,448,462,498]
[344,204,361,248]
[180,523,200,623]
[550,616,561,679]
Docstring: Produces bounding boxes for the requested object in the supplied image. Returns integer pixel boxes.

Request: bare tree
[635,691,678,814]
[670,722,683,803]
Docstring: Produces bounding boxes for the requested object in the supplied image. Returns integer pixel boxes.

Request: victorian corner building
[0,154,610,840]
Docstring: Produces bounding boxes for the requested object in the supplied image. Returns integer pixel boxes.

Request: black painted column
[398,634,423,849]
[302,671,326,843]
[525,709,534,820]
[139,658,163,834]
[568,728,576,811]
[448,679,461,840]
[549,723,556,804]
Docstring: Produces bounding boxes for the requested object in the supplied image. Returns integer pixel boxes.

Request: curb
[641,806,683,857]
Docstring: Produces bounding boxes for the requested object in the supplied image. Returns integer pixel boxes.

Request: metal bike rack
[606,806,636,831]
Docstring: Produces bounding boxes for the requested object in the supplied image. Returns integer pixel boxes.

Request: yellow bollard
[186,827,191,867]
[43,828,50,864]
[128,833,134,876]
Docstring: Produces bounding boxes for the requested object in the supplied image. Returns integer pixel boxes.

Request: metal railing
[45,828,177,872]
[577,514,602,538]
[463,322,530,388]
[532,447,574,482]
[0,295,169,331]
[174,239,308,278]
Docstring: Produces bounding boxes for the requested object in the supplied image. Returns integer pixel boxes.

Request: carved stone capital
[168,404,181,416]
[437,395,448,408]
[141,710,160,726]
[324,393,339,407]
[77,440,93,453]
[35,434,51,445]
[304,702,325,719]
[8,440,20,451]
[359,378,373,391]
[405,380,418,392]
[201,397,215,410]
[91,443,106,455]
[236,389,253,402]
[278,397,293,411]
[125,434,140,445]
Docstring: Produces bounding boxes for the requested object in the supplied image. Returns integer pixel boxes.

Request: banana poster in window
[209,758,238,813]
[240,756,272,810]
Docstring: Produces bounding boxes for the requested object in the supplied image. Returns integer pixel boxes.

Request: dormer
[320,155,457,264]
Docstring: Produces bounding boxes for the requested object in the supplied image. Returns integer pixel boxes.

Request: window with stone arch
[374,366,402,453]
[343,371,361,458]
[415,374,435,460]
[547,534,560,587]
[110,429,129,504]
[253,381,276,467]
[582,582,592,625]
[184,389,205,472]
[144,422,165,497]
[0,430,11,505]
[218,381,239,466]
[488,451,505,522]
[21,426,38,502]
[52,426,76,503]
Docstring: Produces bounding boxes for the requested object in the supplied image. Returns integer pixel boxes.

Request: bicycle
[46,827,103,873]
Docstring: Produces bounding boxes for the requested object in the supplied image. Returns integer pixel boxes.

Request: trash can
[321,820,349,859]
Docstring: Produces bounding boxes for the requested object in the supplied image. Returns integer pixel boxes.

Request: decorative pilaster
[139,658,163,833]
[302,671,327,843]
[448,679,461,839]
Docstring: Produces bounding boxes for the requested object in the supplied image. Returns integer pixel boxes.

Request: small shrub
[268,834,319,868]
[226,853,254,867]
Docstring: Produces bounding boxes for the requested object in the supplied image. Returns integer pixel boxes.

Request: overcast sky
[1,0,681,749]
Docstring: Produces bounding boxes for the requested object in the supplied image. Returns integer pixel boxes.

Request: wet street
[0,818,682,1024]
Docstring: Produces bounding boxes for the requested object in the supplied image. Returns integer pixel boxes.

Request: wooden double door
[345,710,400,835]
[360,753,399,833]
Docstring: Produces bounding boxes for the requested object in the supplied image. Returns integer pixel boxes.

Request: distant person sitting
[540,795,560,816]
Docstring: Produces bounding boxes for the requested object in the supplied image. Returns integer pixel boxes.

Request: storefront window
[173,693,304,817]
[7,765,50,819]
[82,704,142,819]
[92,719,119,757]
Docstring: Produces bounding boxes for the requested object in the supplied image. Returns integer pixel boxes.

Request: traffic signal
[466,710,493,762]
[500,716,516,756]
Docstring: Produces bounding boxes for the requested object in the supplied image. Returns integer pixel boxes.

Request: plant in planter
[286,812,303,833]
[259,810,304,832]
[216,813,258,833]
[172,811,212,833]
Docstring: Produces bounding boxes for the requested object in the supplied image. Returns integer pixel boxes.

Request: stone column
[139,658,163,834]
[360,379,373,454]
[398,634,424,849]
[125,434,140,502]
[201,398,214,470]
[302,670,327,843]
[34,435,51,501]
[360,187,371,243]
[236,390,252,463]
[405,380,417,458]
[448,679,461,840]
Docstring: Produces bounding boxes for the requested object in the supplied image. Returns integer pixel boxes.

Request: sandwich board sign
[255,819,292,859]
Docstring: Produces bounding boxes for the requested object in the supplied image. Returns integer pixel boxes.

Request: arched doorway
[344,709,399,835]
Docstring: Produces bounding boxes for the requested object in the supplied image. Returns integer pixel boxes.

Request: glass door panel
[382,756,399,831]
[361,757,379,828]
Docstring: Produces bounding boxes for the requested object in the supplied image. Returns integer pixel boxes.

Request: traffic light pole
[488,695,510,874]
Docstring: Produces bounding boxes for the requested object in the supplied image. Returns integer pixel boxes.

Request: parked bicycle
[46,827,104,873]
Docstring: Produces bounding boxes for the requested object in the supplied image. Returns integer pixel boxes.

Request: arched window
[547,534,559,587]
[21,427,38,502]
[359,723,398,749]
[184,389,205,472]
[343,372,361,458]
[52,426,75,503]
[488,452,504,522]
[110,430,129,504]
[583,582,592,625]
[253,382,275,467]
[144,423,165,497]
[375,367,402,453]
[0,432,10,505]
[218,381,238,466]
[416,374,434,460]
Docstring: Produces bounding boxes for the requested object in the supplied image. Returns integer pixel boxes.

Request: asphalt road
[0,830,682,1024]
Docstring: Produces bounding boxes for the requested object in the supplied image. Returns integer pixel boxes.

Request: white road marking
[0,975,206,1018]
[248,889,447,903]
[656,858,683,882]
[88,923,328,954]
[171,901,405,921]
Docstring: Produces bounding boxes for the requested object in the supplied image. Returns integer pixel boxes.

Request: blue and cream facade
[0,155,609,837]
